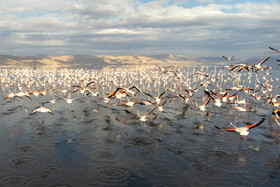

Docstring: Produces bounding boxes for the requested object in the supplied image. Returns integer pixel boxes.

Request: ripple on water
[45,165,64,175]
[97,166,130,183]
[145,159,175,178]
[10,156,36,167]
[134,146,168,161]
[191,163,216,177]
[94,151,118,162]
[99,137,119,146]
[1,175,27,187]
[16,145,34,152]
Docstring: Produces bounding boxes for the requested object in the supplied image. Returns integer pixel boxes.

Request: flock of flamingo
[1,47,280,150]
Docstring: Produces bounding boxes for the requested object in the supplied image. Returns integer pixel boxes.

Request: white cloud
[0,0,279,57]
[235,1,280,18]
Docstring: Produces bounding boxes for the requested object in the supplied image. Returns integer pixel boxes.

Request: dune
[3,54,264,67]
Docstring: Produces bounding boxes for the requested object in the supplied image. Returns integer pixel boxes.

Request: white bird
[222,56,234,61]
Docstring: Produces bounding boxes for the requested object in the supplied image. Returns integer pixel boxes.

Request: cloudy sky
[0,0,279,58]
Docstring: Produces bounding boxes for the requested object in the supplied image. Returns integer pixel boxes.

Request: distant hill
[0,54,278,67]
[0,54,197,67]
[0,55,73,66]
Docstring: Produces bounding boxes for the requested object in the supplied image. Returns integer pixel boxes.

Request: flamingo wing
[159,91,166,98]
[125,110,139,117]
[215,126,236,132]
[258,57,270,65]
[269,47,279,52]
[245,118,265,129]
[86,81,95,88]
[145,107,156,117]
[144,92,155,99]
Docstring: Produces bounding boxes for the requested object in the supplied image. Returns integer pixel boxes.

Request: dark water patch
[7,107,18,112]
[263,157,280,178]
[78,126,97,135]
[22,116,32,120]
[206,150,241,166]
[263,141,279,145]
[261,132,277,140]
[126,136,154,146]
[52,122,65,127]
[97,166,130,183]
[75,143,98,156]
[101,137,119,146]
[153,177,191,187]
[2,111,16,115]
[0,175,27,187]
[53,138,83,163]
[75,134,99,145]
[207,150,230,158]
[57,117,69,123]
[26,179,73,187]
[60,162,101,185]
[49,184,72,187]
[165,141,194,155]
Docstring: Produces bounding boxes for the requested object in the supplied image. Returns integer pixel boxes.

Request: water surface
[0,64,279,186]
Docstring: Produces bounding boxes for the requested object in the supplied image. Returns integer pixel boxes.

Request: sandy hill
[0,54,199,67]
[1,54,277,67]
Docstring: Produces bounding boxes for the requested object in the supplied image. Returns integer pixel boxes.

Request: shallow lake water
[0,64,279,186]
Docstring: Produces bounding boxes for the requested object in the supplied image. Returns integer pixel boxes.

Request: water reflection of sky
[0,65,279,186]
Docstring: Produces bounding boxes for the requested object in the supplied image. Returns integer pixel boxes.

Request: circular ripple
[97,167,129,183]
[46,165,64,174]
[192,163,215,177]
[145,160,175,177]
[1,175,26,187]
[95,151,118,161]
[11,157,35,167]
[134,146,168,160]
[134,147,155,159]
[16,145,34,152]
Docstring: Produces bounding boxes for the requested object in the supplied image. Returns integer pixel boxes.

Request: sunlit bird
[215,118,265,140]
